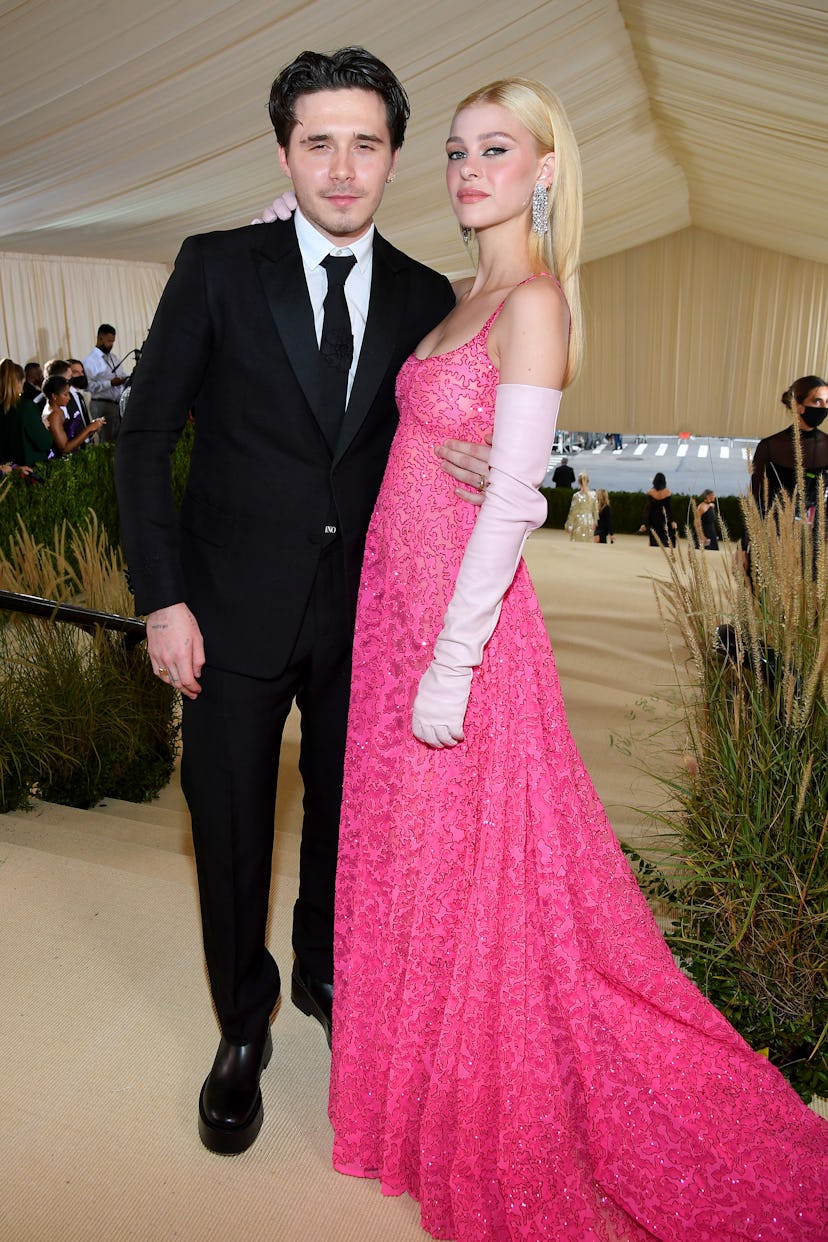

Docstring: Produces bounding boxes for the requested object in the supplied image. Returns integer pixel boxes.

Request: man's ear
[277,145,292,180]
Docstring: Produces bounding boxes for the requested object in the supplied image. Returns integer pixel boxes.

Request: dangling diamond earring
[532,182,549,236]
[461,226,472,245]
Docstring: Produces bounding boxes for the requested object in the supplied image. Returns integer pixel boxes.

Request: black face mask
[99,344,111,355]
[71,372,88,389]
[801,405,828,430]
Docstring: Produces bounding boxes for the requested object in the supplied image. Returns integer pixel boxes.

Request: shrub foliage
[0,498,179,811]
[625,480,828,1102]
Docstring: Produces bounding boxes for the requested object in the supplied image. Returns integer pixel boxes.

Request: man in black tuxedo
[116,48,486,1155]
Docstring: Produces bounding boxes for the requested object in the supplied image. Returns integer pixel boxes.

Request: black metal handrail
[0,589,146,650]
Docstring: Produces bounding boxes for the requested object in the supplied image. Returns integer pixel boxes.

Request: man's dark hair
[268,47,410,151]
[43,375,70,400]
[97,323,116,337]
[44,358,70,379]
[24,361,41,378]
[67,358,82,367]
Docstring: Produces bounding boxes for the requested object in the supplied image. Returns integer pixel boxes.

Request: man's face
[98,332,116,354]
[69,361,85,384]
[278,88,398,244]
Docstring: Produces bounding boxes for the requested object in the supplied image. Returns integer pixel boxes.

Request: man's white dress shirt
[83,346,126,402]
[293,207,374,407]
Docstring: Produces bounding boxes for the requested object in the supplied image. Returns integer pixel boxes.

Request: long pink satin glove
[413,383,561,748]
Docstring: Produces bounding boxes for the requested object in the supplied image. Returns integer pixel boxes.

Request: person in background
[42,376,104,456]
[564,470,598,540]
[22,361,43,400]
[1,358,25,462]
[750,375,828,520]
[5,365,52,467]
[33,360,92,441]
[67,359,92,428]
[33,359,70,412]
[593,487,614,542]
[696,488,718,550]
[642,471,677,546]
[551,454,575,488]
[83,323,127,441]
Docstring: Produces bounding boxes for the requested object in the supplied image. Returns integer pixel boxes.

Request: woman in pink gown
[329,78,828,1241]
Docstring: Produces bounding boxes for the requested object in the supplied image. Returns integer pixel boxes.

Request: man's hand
[146,602,205,700]
[111,375,126,386]
[251,190,298,224]
[435,435,493,506]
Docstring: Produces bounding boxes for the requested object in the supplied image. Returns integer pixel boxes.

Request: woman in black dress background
[642,472,677,547]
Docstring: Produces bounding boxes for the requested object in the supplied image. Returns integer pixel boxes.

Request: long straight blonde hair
[454,78,583,387]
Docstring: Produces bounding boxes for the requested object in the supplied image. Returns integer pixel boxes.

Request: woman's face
[796,385,828,413]
[795,385,828,430]
[445,102,553,235]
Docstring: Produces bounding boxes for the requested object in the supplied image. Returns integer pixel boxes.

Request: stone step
[90,796,190,833]
[1,799,300,881]
[25,798,192,855]
[0,809,194,884]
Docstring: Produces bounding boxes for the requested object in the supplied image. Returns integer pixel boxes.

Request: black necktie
[318,254,356,447]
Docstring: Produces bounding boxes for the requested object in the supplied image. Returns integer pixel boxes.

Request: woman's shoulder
[491,275,569,384]
[501,272,567,320]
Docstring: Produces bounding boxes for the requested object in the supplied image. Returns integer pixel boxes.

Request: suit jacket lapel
[252,220,325,434]
[335,233,406,464]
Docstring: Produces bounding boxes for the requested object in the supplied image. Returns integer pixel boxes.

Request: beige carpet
[0,532,819,1241]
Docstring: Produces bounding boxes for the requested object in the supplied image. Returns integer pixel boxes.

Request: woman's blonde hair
[454,77,583,386]
[0,358,24,413]
[578,472,590,487]
[596,488,610,510]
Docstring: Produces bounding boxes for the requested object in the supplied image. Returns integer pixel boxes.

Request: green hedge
[0,421,195,566]
[541,487,743,539]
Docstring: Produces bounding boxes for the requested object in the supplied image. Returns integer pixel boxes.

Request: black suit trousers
[180,542,353,1042]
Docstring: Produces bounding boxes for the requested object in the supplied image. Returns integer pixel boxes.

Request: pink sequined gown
[329,307,828,1241]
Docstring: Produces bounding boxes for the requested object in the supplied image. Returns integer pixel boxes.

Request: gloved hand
[413,383,562,748]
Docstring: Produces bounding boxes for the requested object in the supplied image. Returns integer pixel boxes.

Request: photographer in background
[83,323,127,441]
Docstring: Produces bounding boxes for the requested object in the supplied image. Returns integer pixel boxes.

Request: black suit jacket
[115,219,454,678]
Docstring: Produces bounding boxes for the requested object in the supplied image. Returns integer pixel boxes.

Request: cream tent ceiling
[1,0,826,275]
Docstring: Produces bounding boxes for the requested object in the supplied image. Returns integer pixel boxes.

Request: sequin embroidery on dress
[329,293,828,1241]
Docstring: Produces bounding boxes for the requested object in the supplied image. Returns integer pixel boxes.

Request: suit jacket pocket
[179,491,233,548]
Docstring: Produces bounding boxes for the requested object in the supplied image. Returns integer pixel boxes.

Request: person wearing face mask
[67,358,92,429]
[83,323,126,441]
[750,375,828,521]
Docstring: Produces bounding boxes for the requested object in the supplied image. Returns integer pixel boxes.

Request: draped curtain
[0,251,170,368]
[567,227,828,439]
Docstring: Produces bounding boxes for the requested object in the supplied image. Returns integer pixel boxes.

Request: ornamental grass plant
[0,512,177,812]
[625,469,828,1102]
